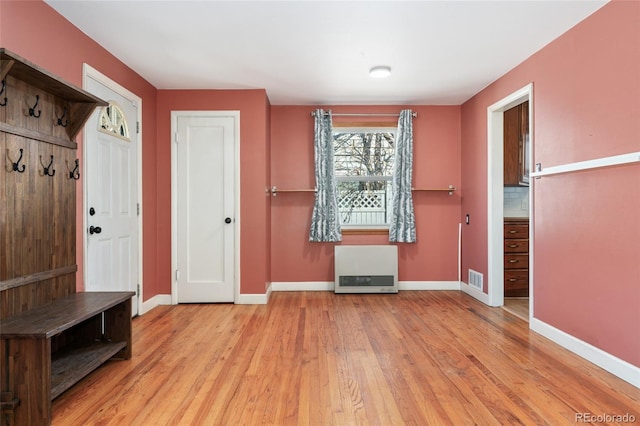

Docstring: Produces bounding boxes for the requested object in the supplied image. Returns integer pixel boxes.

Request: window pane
[98,103,130,141]
[337,180,392,226]
[334,131,395,178]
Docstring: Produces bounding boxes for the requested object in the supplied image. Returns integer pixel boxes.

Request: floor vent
[468,269,483,290]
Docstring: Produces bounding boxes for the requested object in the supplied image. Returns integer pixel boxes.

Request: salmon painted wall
[271,105,461,283]
[461,0,640,366]
[264,103,272,289]
[156,90,270,295]
[0,1,161,300]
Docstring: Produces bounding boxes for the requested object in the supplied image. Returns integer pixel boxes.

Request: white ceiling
[45,0,608,105]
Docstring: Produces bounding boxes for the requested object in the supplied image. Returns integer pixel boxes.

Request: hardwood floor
[503,297,529,322]
[52,291,639,425]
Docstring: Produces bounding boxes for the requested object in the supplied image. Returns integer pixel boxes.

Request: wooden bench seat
[0,291,134,425]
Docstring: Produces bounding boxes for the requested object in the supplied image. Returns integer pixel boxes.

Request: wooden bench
[0,291,134,425]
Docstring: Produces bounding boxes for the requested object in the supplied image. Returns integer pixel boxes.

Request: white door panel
[85,76,139,315]
[176,114,236,303]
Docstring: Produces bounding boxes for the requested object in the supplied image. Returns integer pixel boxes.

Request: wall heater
[334,245,398,294]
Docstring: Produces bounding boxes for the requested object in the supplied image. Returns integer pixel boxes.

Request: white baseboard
[272,281,334,291]
[460,281,490,305]
[531,317,640,389]
[145,287,272,310]
[235,292,270,304]
[265,282,272,302]
[399,281,460,290]
[140,294,172,315]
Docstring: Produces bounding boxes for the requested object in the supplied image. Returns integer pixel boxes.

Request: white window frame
[333,126,396,230]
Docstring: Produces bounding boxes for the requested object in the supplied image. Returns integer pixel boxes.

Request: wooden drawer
[505,270,529,297]
[504,239,528,253]
[504,223,528,239]
[504,254,528,269]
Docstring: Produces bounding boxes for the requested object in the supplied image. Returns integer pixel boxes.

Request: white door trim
[486,83,533,313]
[170,111,241,304]
[82,64,144,315]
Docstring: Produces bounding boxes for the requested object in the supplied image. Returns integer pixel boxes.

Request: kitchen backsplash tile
[504,186,529,218]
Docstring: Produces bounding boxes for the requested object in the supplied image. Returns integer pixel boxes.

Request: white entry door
[174,112,237,303]
[85,74,139,315]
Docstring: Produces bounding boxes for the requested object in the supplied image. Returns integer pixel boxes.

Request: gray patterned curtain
[309,109,342,242]
[389,109,416,243]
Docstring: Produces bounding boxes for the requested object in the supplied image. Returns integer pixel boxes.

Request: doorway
[83,64,143,316]
[502,100,530,321]
[171,111,239,303]
[487,84,533,321]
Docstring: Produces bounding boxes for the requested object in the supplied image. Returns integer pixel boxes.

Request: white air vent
[335,245,398,294]
[468,269,483,290]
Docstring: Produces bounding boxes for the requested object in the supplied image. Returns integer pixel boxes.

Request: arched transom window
[98,102,130,141]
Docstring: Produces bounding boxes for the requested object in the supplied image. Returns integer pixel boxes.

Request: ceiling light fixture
[369,66,391,79]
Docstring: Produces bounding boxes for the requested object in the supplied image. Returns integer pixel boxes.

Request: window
[98,102,130,141]
[333,126,396,228]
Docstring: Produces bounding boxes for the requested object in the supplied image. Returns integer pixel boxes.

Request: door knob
[89,226,102,235]
[225,217,232,224]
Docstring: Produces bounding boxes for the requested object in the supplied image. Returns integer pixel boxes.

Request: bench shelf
[51,340,128,400]
[1,292,134,425]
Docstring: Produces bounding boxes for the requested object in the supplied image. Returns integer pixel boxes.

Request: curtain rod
[311,111,417,118]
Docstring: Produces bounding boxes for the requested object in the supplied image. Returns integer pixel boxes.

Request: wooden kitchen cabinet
[503,101,529,186]
[504,218,529,297]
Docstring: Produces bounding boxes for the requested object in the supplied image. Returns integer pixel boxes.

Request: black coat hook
[0,80,6,107]
[28,95,41,118]
[56,106,68,127]
[40,155,55,177]
[10,148,26,173]
[67,159,80,180]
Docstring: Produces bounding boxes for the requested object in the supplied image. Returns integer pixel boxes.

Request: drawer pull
[508,259,519,263]
[508,278,518,282]
[508,244,518,248]
[508,230,518,234]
